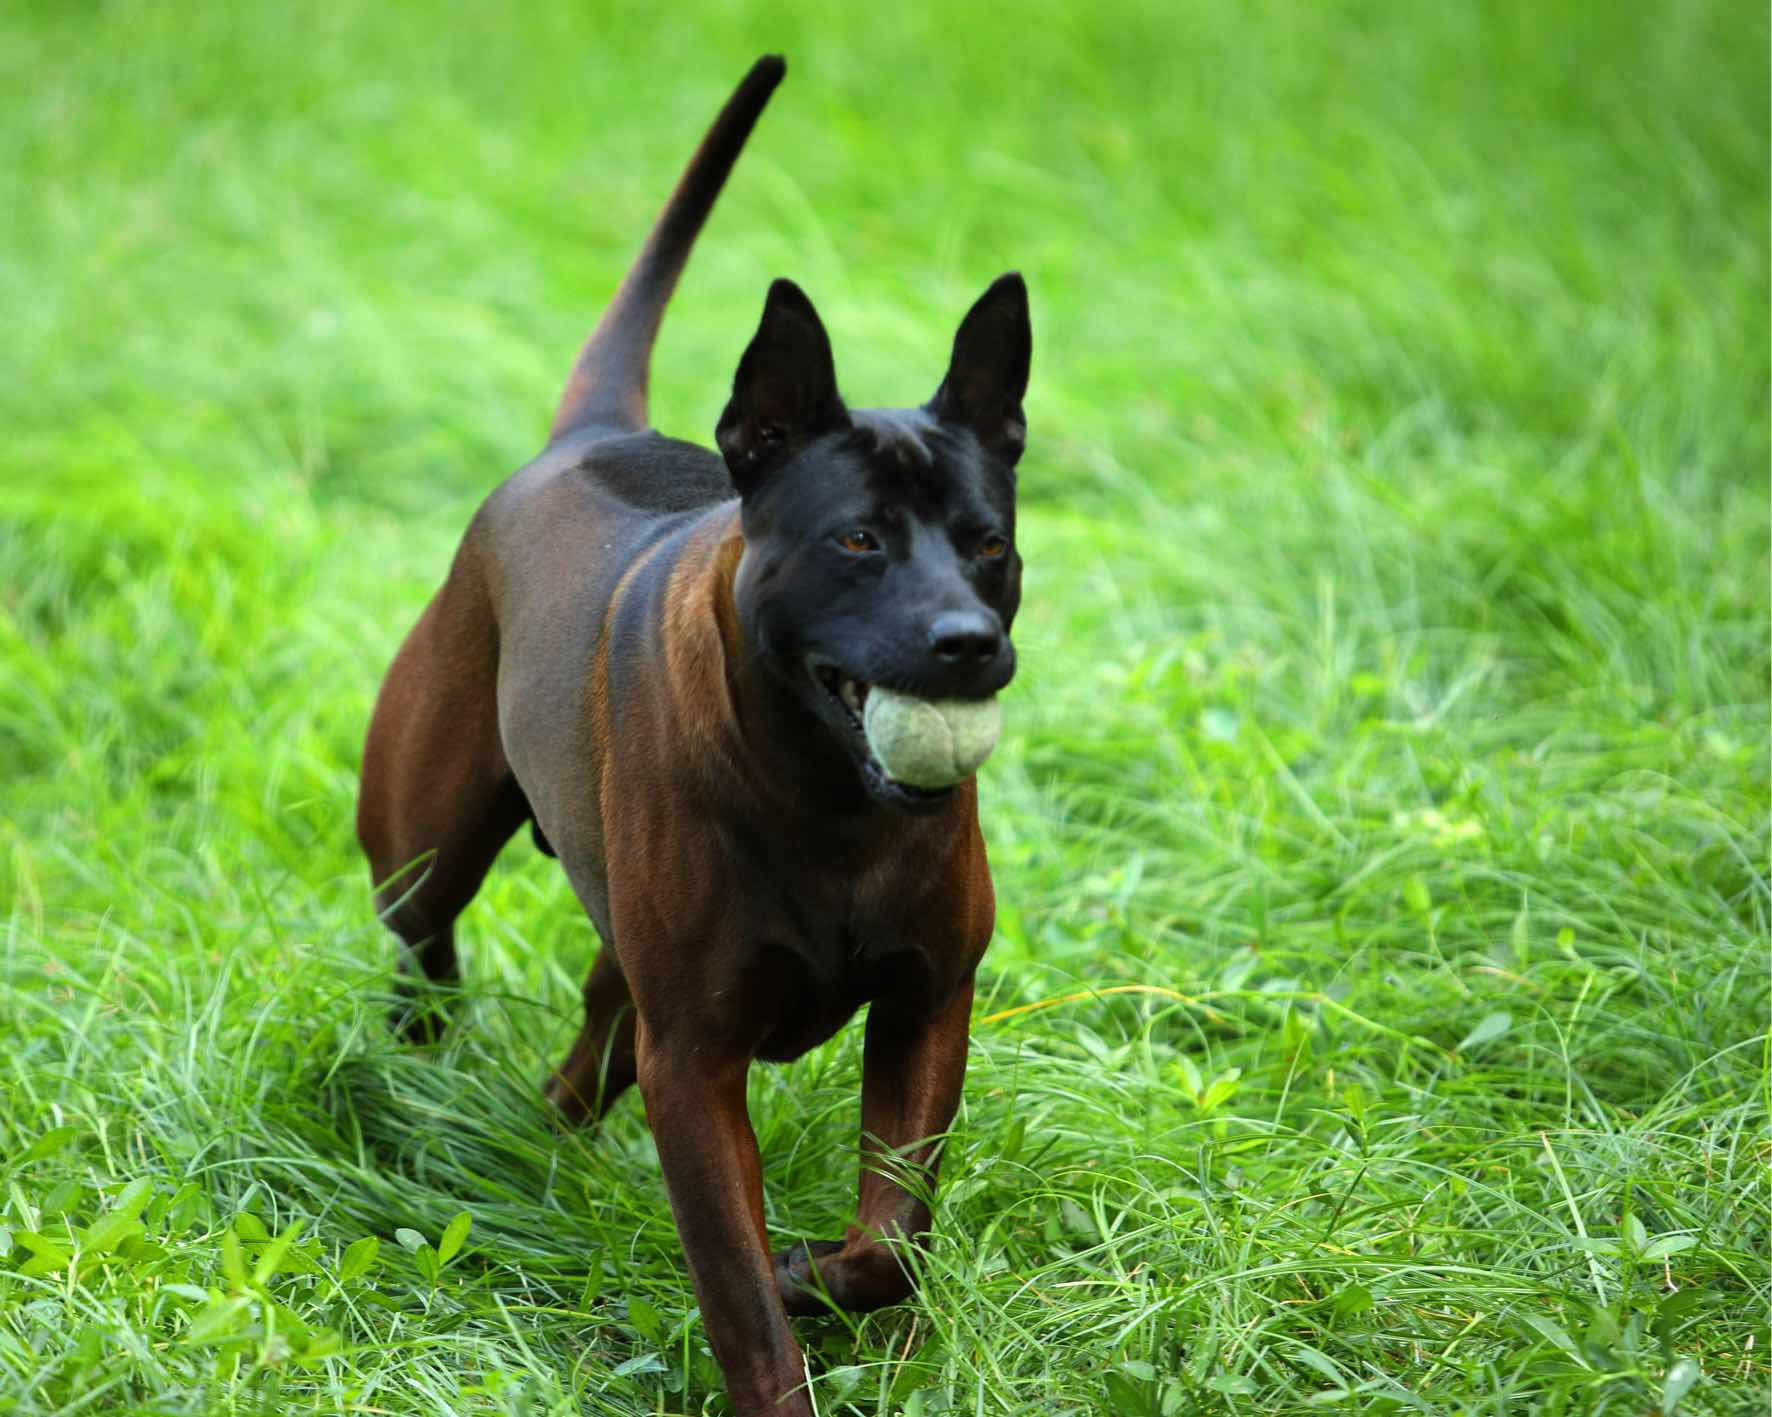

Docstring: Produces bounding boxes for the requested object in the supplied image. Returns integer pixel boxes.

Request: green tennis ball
[862,689,1001,788]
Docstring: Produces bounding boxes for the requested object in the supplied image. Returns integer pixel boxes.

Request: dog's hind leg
[542,945,638,1123]
[357,560,526,1042]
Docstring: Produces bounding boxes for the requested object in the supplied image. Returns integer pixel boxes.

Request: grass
[1,0,1766,1412]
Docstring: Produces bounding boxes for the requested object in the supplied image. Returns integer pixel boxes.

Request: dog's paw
[772,1239,847,1315]
[774,1239,918,1314]
[541,1071,596,1126]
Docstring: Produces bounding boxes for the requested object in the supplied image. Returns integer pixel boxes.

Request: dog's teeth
[840,680,863,716]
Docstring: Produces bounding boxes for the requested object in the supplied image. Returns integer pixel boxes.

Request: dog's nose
[929,610,1003,665]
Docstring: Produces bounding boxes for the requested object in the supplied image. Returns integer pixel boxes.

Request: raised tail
[549,55,786,443]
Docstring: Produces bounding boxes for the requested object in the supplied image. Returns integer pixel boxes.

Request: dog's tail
[549,55,786,442]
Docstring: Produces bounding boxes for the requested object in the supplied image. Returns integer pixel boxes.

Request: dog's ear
[716,279,847,494]
[928,273,1031,467]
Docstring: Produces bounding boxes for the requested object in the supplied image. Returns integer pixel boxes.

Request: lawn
[1,1,1767,1413]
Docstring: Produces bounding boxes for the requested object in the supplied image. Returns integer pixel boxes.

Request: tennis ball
[862,688,1001,788]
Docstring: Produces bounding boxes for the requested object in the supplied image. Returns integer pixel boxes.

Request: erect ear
[927,272,1031,466]
[716,279,847,493]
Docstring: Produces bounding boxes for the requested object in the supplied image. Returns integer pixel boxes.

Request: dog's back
[546,430,734,515]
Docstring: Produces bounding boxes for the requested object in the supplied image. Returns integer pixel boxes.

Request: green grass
[1,0,1767,1412]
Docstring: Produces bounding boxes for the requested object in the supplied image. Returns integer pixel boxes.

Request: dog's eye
[836,529,881,555]
[976,533,1010,560]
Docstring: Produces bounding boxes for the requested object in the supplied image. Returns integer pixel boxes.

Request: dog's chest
[748,855,953,1062]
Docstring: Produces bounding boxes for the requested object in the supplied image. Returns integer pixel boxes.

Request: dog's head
[719,274,1030,812]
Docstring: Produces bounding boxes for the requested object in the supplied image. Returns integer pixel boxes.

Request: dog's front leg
[776,975,975,1314]
[637,1026,812,1416]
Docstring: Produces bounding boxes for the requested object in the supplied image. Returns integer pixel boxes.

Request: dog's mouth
[815,661,871,729]
[808,658,956,810]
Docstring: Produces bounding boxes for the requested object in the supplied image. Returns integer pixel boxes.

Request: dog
[356,55,1029,1416]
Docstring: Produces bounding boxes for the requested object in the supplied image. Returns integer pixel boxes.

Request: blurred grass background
[1,1,1767,1413]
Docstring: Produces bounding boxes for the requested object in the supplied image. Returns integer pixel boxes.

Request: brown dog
[357,55,1029,1415]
